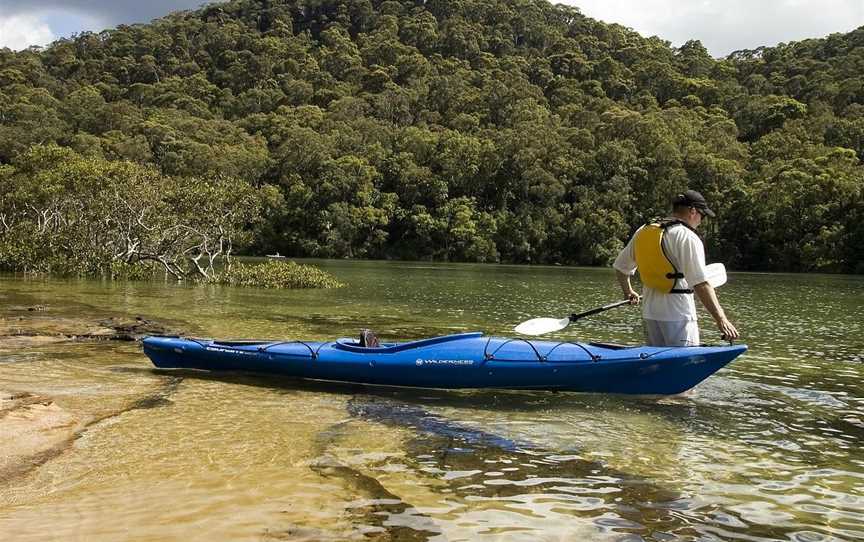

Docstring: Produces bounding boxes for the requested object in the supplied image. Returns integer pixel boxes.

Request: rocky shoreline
[0,308,183,349]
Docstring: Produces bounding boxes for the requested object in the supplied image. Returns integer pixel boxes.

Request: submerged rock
[0,376,183,484]
[0,314,184,349]
[96,316,179,341]
[0,390,82,483]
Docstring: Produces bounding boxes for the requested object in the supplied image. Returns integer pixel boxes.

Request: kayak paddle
[514,299,631,336]
[703,262,727,288]
[513,263,729,336]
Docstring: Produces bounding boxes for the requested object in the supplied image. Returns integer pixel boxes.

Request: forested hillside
[1,0,863,274]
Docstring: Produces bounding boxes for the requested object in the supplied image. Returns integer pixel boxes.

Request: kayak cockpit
[332,332,483,353]
[587,341,632,350]
[211,340,275,347]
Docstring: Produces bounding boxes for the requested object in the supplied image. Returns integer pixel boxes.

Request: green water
[0,260,862,541]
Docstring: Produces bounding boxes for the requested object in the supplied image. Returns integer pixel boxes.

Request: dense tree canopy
[1,0,863,273]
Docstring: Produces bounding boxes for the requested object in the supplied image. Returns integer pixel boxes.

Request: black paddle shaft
[569,299,631,322]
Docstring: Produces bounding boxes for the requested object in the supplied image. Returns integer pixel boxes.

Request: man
[613,190,740,346]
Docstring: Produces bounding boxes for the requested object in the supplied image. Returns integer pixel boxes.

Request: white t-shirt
[613,223,709,322]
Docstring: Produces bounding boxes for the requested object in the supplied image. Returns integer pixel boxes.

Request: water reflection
[341,395,683,539]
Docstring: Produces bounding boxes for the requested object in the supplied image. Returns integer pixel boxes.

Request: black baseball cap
[673,189,715,217]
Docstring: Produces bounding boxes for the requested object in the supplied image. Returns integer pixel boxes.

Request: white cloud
[0,1,214,50]
[566,0,864,57]
[0,14,55,50]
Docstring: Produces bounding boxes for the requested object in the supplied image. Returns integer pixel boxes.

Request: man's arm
[693,282,739,340]
[613,230,641,305]
[616,269,641,305]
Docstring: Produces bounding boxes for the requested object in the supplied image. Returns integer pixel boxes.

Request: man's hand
[616,269,641,305]
[717,317,739,341]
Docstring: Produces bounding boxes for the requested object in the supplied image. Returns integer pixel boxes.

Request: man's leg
[643,319,667,346]
[644,319,700,346]
[663,320,700,346]
[684,320,700,346]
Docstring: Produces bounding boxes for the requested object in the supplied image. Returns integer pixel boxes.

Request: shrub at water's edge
[0,145,280,281]
[215,261,344,289]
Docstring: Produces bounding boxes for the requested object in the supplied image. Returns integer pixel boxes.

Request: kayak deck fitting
[142,332,747,395]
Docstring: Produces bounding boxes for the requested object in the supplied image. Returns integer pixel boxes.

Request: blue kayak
[142,332,746,395]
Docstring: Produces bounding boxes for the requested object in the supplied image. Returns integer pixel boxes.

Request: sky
[0,0,209,51]
[571,0,864,56]
[1,0,863,57]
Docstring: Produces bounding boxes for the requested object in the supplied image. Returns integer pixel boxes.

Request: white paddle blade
[514,317,570,336]
[705,263,727,289]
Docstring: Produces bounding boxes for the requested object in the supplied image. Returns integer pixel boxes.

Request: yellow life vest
[633,219,694,294]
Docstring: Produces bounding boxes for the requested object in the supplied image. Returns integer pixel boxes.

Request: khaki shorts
[644,319,700,347]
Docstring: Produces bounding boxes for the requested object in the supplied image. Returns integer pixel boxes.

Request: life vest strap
[659,218,696,233]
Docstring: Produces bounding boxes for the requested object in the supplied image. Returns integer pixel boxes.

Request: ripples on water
[0,263,862,541]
